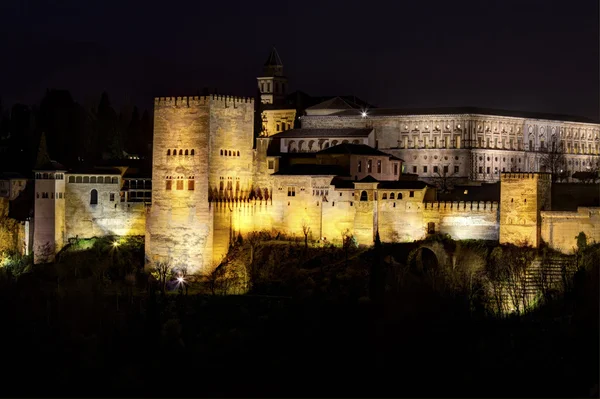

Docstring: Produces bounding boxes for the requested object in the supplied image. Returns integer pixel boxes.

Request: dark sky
[1,0,598,120]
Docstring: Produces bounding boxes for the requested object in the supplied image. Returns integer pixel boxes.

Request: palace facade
[4,48,597,271]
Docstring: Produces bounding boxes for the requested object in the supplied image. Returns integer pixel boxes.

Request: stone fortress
[16,48,600,272]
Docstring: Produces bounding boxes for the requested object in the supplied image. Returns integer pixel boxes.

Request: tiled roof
[272,164,350,177]
[68,166,122,175]
[329,106,598,124]
[306,97,359,111]
[318,143,400,159]
[377,180,432,189]
[270,128,372,139]
[264,47,283,67]
[33,160,67,171]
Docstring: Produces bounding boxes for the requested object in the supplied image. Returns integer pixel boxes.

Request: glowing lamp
[112,241,120,248]
[361,111,367,118]
[177,276,184,283]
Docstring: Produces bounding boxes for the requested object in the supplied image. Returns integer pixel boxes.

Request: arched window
[97,176,104,184]
[111,177,118,184]
[220,149,223,156]
[179,150,183,155]
[173,149,177,156]
[76,176,82,183]
[228,150,232,156]
[83,176,89,183]
[90,189,98,205]
[68,176,75,183]
[331,140,338,146]
[360,191,368,201]
[185,150,188,155]
[237,151,240,157]
[167,149,171,156]
[191,149,195,156]
[390,192,395,200]
[43,173,48,179]
[398,193,403,200]
[382,193,387,200]
[90,176,96,183]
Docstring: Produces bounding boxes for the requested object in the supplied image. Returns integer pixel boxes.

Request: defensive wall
[541,207,600,253]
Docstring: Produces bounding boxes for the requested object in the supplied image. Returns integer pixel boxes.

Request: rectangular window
[479,166,483,173]
[287,187,295,197]
[529,140,533,150]
[358,161,362,173]
[377,160,381,173]
[109,193,115,201]
[478,137,482,148]
[454,166,459,174]
[487,167,490,174]
[188,180,195,190]
[412,166,417,173]
[409,191,414,197]
[434,166,439,174]
[268,160,274,169]
[394,164,399,175]
[423,166,428,173]
[166,180,172,190]
[443,165,449,174]
[367,160,372,172]
[177,180,184,190]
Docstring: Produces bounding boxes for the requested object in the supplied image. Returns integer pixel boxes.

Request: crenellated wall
[423,201,499,240]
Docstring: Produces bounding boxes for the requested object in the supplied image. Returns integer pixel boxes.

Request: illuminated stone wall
[146,95,255,273]
[261,109,296,137]
[541,207,600,253]
[64,178,146,239]
[33,175,65,263]
[423,201,499,240]
[499,173,551,247]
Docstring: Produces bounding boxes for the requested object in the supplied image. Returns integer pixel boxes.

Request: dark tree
[539,136,566,182]
[96,92,122,160]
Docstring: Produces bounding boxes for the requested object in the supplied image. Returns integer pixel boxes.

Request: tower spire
[263,47,284,77]
[35,132,51,169]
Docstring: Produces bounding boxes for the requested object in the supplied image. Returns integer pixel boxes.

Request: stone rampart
[541,207,600,253]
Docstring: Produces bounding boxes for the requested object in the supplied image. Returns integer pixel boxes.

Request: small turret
[257,47,288,105]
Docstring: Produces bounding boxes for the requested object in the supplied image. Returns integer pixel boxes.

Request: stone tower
[256,48,297,137]
[32,134,67,264]
[257,47,287,105]
[145,95,255,274]
[499,172,551,247]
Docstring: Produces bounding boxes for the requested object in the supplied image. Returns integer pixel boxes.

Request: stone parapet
[423,201,498,211]
[154,95,254,108]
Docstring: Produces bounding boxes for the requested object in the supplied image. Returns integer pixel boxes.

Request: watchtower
[499,172,551,247]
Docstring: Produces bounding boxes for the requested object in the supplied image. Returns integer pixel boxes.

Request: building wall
[146,95,255,273]
[499,173,551,247]
[300,113,600,182]
[261,109,296,137]
[33,176,65,263]
[64,178,146,239]
[423,201,499,240]
[541,208,600,253]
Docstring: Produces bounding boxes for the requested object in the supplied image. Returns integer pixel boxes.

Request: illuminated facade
[24,50,600,270]
[299,103,600,183]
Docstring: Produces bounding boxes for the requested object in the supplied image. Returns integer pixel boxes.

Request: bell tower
[257,47,287,105]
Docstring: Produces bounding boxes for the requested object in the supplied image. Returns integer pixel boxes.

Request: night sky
[1,0,598,120]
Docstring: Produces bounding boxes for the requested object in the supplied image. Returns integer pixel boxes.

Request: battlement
[500,172,552,181]
[154,95,254,108]
[423,201,499,211]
